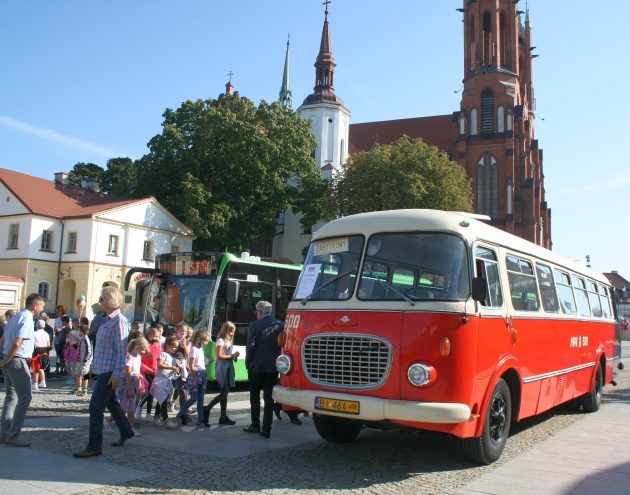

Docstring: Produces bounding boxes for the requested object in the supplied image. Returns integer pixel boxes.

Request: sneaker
[31,384,39,392]
[165,420,177,430]
[70,388,78,395]
[103,420,115,433]
[76,389,85,396]
[40,382,47,388]
[169,403,176,413]
[132,427,141,437]
[154,417,165,426]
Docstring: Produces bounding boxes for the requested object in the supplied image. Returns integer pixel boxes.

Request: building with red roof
[0,167,194,317]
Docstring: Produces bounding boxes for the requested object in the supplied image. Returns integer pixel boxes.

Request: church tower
[454,0,551,248]
[279,36,292,109]
[298,2,350,181]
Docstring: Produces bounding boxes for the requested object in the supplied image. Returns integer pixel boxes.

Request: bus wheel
[463,378,511,465]
[313,415,362,444]
[579,363,602,413]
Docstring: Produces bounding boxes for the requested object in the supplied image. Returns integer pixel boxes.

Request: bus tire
[313,415,362,444]
[463,378,511,465]
[579,363,602,413]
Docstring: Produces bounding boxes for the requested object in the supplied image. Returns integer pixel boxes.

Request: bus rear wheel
[463,378,511,465]
[313,415,362,444]
[579,363,602,413]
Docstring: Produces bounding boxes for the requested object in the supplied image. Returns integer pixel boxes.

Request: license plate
[314,396,360,415]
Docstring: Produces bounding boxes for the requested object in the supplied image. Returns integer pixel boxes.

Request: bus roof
[312,209,610,286]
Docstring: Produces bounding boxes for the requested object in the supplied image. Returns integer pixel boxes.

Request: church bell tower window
[477,154,498,219]
[481,89,495,134]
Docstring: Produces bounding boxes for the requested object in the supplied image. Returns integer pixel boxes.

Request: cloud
[0,115,128,158]
[550,175,630,198]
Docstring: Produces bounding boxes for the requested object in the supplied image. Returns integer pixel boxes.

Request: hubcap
[488,394,507,445]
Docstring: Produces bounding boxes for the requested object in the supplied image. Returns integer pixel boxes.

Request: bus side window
[554,269,577,315]
[474,246,503,308]
[506,255,540,311]
[536,263,559,313]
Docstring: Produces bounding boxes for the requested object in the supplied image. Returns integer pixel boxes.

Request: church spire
[278,35,292,109]
[302,0,343,106]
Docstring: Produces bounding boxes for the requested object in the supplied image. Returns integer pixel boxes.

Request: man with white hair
[243,300,284,438]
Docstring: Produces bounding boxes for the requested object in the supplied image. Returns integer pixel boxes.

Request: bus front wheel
[579,363,602,413]
[463,378,512,465]
[313,415,362,444]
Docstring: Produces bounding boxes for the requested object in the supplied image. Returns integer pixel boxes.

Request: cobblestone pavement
[3,347,629,495]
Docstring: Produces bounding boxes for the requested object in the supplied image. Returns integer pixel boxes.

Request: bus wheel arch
[313,415,362,444]
[579,357,604,413]
[463,377,512,465]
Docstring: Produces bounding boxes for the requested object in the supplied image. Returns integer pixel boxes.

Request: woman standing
[204,321,239,425]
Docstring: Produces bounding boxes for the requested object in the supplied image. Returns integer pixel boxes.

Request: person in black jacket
[243,300,284,438]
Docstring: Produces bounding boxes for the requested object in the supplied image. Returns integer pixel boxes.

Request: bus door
[473,245,514,400]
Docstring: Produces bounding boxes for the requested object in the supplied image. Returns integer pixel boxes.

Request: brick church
[273,0,551,262]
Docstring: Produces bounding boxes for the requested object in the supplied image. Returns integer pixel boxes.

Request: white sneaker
[31,384,39,392]
[103,420,114,433]
[132,427,141,437]
[40,382,47,388]
[169,402,176,413]
[165,420,177,430]
[154,417,164,426]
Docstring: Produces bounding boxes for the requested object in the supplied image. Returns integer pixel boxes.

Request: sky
[1,1,629,278]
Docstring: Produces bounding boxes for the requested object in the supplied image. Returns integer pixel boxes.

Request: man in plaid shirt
[74,287,134,458]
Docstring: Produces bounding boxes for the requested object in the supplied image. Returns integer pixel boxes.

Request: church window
[482,12,492,66]
[340,139,345,164]
[506,179,513,215]
[459,116,466,135]
[481,89,495,134]
[471,109,478,135]
[507,108,513,131]
[497,106,505,133]
[499,11,507,67]
[477,154,498,219]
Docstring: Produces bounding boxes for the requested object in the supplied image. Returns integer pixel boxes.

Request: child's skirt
[116,375,139,413]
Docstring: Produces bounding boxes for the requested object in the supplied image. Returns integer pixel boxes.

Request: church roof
[349,114,454,155]
[0,167,145,219]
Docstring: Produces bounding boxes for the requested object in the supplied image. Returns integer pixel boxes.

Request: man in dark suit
[243,300,284,438]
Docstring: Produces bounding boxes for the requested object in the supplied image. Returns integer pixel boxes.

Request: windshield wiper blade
[374,279,415,306]
[301,269,355,305]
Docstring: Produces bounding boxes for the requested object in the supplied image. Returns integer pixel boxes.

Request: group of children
[104,320,239,436]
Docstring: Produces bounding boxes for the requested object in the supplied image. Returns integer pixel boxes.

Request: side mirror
[472,277,488,303]
[226,280,240,305]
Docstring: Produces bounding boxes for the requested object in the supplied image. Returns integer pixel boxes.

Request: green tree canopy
[67,162,104,189]
[135,94,326,251]
[102,157,138,197]
[328,135,472,217]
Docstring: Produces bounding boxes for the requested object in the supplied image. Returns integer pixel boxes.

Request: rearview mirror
[227,280,240,305]
[472,277,487,303]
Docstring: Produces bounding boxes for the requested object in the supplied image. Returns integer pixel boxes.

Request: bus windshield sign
[157,253,218,277]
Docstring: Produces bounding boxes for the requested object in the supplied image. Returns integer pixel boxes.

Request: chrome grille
[302,334,392,389]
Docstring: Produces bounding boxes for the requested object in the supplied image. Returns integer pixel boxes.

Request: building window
[40,230,54,252]
[477,153,498,219]
[459,116,466,135]
[37,281,51,301]
[482,11,492,66]
[143,240,153,261]
[507,109,513,131]
[7,224,19,249]
[108,235,119,256]
[66,232,78,253]
[481,89,495,134]
[497,106,505,133]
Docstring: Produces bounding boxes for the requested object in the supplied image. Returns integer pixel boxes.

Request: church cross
[227,70,234,83]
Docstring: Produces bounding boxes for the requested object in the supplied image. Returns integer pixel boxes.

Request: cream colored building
[0,168,194,317]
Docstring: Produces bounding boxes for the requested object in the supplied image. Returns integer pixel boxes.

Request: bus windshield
[145,275,216,331]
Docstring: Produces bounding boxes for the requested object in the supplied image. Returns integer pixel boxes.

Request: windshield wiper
[374,279,415,306]
[301,269,355,305]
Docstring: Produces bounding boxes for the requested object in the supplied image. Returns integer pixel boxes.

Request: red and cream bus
[273,209,621,464]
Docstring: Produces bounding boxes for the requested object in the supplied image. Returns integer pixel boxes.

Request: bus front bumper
[273,385,471,424]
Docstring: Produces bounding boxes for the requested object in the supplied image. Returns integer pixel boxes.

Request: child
[76,325,93,396]
[136,327,162,420]
[204,321,239,425]
[178,330,211,427]
[170,324,189,412]
[150,336,181,429]
[115,336,149,437]
[64,318,82,390]
[32,319,51,391]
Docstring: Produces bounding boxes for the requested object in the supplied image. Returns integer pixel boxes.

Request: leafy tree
[102,157,138,197]
[329,135,472,217]
[135,94,326,251]
[67,162,104,189]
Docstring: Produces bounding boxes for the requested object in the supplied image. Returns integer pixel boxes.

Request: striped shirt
[91,309,129,379]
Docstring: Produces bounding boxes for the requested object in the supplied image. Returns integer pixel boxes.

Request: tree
[102,157,138,197]
[67,162,104,189]
[135,94,326,252]
[329,135,472,217]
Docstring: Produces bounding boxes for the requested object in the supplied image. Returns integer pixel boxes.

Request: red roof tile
[603,272,630,290]
[0,168,145,219]
[349,114,455,155]
[0,276,24,283]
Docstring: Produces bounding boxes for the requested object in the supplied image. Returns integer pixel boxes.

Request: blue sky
[1,1,629,278]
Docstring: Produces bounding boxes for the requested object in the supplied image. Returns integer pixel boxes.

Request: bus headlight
[407,363,435,387]
[276,354,292,375]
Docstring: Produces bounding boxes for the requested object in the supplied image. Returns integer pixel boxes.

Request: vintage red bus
[273,209,620,464]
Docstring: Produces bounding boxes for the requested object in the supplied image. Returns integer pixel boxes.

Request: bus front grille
[302,334,392,389]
